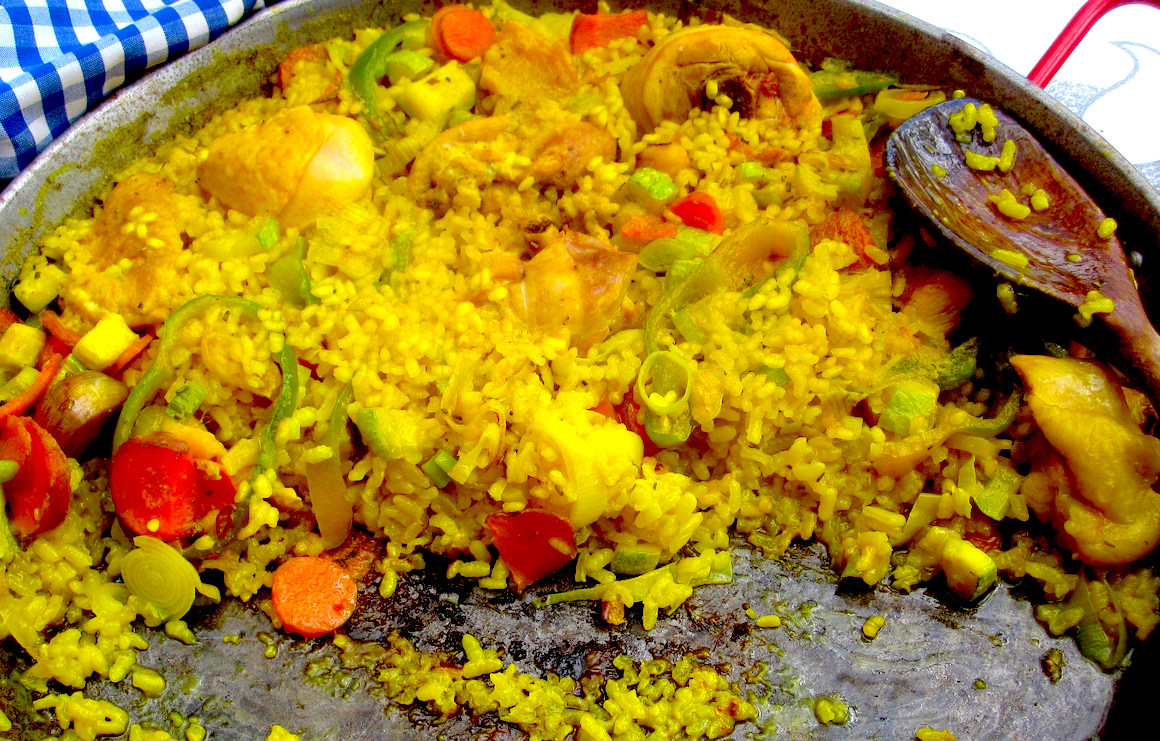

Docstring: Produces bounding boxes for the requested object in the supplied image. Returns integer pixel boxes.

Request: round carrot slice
[271,556,358,638]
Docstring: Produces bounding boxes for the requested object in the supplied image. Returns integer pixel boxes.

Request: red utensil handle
[1029,0,1160,87]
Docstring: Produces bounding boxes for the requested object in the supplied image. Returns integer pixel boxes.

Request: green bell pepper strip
[349,20,428,140]
[809,68,898,101]
[113,294,299,476]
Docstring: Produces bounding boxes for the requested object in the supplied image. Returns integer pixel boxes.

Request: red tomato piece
[110,432,235,540]
[590,399,617,419]
[614,395,659,457]
[1,416,72,537]
[486,510,577,591]
[670,192,724,235]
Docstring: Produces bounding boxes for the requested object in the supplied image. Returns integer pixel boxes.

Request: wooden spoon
[885,97,1160,402]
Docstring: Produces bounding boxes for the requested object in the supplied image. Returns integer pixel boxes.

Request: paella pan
[2,1,1160,738]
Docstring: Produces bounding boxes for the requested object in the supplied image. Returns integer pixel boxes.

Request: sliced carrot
[620,213,679,244]
[0,353,62,425]
[0,307,21,334]
[570,10,648,54]
[39,311,83,346]
[106,333,154,377]
[430,5,495,62]
[272,556,358,639]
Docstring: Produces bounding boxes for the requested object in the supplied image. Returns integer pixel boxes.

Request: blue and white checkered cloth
[0,0,264,179]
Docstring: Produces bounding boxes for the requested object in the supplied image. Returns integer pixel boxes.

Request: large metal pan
[2,1,1158,738]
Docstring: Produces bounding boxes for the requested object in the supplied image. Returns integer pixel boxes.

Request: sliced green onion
[166,381,209,421]
[256,218,280,250]
[121,536,202,620]
[636,350,695,417]
[421,450,457,488]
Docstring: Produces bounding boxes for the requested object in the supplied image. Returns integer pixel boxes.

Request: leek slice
[121,536,208,620]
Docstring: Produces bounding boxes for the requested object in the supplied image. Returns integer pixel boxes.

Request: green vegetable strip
[113,294,299,486]
[258,338,299,472]
[959,391,1022,437]
[808,68,898,101]
[349,20,427,140]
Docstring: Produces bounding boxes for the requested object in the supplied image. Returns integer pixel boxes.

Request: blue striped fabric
[0,0,264,178]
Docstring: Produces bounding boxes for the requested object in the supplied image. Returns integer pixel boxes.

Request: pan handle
[1029,0,1160,86]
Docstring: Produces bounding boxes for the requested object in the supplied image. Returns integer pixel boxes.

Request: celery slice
[421,450,457,488]
[255,218,280,250]
[166,381,209,421]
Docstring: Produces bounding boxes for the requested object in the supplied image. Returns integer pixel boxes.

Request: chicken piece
[197,106,374,229]
[200,325,282,399]
[277,44,342,105]
[530,121,617,189]
[637,141,690,180]
[1014,354,1160,565]
[515,230,637,351]
[479,21,580,112]
[897,264,974,340]
[408,115,516,193]
[62,173,184,327]
[620,25,822,134]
